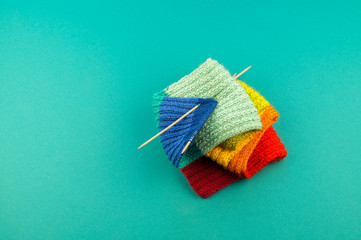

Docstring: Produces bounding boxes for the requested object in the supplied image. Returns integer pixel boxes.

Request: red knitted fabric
[180,127,287,198]
[243,127,287,179]
[180,156,240,198]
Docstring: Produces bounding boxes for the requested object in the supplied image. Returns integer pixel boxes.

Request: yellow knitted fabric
[221,81,270,149]
[226,106,279,176]
[205,81,271,167]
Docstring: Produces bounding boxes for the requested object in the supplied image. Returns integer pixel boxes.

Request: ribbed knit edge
[158,58,262,168]
[152,91,169,127]
[158,97,218,168]
[243,127,287,178]
[180,127,287,198]
[180,156,240,198]
[226,106,279,176]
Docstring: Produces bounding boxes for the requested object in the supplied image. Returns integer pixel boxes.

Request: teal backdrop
[1,0,360,239]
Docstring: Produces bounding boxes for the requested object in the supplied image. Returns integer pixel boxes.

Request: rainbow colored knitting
[150,58,287,198]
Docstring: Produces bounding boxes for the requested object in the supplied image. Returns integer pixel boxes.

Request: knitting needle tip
[181,141,192,154]
[137,104,200,150]
[235,66,251,79]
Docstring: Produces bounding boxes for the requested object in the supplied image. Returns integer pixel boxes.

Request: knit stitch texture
[180,156,240,198]
[154,96,217,167]
[243,127,287,178]
[226,106,279,176]
[180,127,287,198]
[220,81,270,149]
[153,58,262,168]
[205,82,274,168]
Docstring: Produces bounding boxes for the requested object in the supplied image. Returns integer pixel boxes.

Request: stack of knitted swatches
[152,58,287,198]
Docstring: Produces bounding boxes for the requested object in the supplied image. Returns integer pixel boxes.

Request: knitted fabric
[205,104,278,168]
[205,81,271,166]
[220,81,270,149]
[153,96,217,167]
[226,106,279,176]
[153,58,262,168]
[180,156,240,198]
[180,127,287,198]
[243,127,287,178]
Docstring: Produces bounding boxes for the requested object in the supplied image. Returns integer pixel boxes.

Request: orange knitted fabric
[243,127,287,178]
[226,106,279,176]
[206,105,278,169]
[205,82,272,167]
[180,126,287,198]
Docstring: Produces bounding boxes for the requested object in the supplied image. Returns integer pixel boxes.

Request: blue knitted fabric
[157,97,217,167]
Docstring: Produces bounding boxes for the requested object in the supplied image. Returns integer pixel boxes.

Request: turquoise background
[1,0,360,239]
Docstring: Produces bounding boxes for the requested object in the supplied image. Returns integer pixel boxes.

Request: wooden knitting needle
[138,104,200,149]
[181,140,192,154]
[181,66,252,154]
[181,133,197,154]
[140,66,251,152]
[234,66,251,80]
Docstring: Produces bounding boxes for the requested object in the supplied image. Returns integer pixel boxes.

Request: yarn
[180,156,239,198]
[226,106,279,176]
[148,58,288,198]
[243,127,288,179]
[153,96,217,167]
[180,127,287,198]
[205,82,275,168]
[153,58,262,168]
[220,81,270,149]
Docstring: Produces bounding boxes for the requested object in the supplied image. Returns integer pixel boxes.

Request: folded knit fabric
[153,58,262,168]
[205,81,275,168]
[243,127,288,178]
[181,127,287,198]
[153,96,217,167]
[220,81,270,149]
[226,106,279,176]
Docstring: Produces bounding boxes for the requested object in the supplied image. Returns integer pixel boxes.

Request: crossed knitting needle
[138,66,252,152]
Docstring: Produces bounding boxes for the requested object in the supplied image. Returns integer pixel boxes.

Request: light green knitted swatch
[153,58,262,168]
[220,81,271,149]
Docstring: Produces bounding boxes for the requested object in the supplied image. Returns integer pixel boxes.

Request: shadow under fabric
[180,127,288,198]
